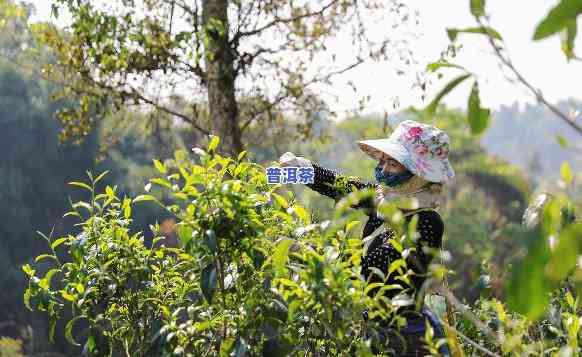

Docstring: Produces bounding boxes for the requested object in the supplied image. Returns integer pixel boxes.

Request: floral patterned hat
[356,120,455,183]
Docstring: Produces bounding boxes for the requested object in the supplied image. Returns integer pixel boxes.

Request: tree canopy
[34,0,414,155]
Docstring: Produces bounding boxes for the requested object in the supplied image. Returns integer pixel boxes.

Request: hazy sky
[29,0,582,117]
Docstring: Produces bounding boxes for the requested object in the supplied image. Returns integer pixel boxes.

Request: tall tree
[33,0,414,155]
[0,2,98,354]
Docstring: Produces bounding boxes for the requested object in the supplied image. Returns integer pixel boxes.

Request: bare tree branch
[127,85,210,135]
[80,74,211,135]
[240,93,287,131]
[233,45,279,76]
[476,16,582,136]
[231,0,341,42]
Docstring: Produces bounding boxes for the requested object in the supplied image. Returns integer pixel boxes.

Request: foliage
[438,0,582,317]
[31,0,415,154]
[24,137,438,356]
[424,0,582,137]
[18,127,582,357]
[506,191,581,319]
[10,0,582,356]
[0,5,189,354]
[0,5,101,354]
[451,284,582,356]
[533,0,582,59]
[22,134,582,357]
[420,1,582,355]
[0,337,24,357]
[277,108,535,307]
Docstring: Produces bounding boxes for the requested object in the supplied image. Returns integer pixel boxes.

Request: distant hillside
[480,100,582,182]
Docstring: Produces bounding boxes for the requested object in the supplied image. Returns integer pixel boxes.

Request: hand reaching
[278,152,312,168]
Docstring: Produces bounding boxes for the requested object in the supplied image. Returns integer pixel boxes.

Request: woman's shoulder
[402,209,444,234]
[418,208,443,221]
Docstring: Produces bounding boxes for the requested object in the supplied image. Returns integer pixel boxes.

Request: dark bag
[366,306,451,356]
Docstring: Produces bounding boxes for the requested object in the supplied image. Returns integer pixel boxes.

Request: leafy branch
[474,13,582,136]
[424,0,582,137]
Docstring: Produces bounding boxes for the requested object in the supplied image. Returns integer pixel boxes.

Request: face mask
[375,162,414,187]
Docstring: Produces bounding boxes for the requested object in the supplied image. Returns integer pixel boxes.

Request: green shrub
[23,136,421,356]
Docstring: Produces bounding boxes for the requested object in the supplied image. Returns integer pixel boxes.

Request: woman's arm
[278,152,376,213]
[306,161,377,212]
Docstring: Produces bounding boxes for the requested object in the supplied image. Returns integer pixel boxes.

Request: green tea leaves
[467,81,491,135]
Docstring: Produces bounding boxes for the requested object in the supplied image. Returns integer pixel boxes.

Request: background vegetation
[0,0,581,356]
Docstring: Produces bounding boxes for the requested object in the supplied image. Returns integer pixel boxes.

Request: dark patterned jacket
[305,162,444,310]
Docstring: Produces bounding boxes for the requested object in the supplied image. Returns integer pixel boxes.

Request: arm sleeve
[305,162,377,213]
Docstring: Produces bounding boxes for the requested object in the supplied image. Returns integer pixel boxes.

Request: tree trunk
[202,0,243,157]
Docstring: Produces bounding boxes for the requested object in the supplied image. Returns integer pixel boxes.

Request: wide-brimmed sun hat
[357,120,455,183]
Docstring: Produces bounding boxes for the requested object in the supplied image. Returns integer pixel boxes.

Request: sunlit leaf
[22,264,35,277]
[153,159,167,174]
[84,335,97,355]
[533,0,582,40]
[561,161,573,184]
[426,74,472,114]
[426,61,466,72]
[237,150,247,161]
[467,81,490,135]
[105,185,115,198]
[177,224,193,246]
[447,26,502,41]
[51,237,68,249]
[133,195,156,203]
[388,259,407,275]
[541,195,568,236]
[192,147,207,157]
[122,198,131,219]
[63,211,81,218]
[68,181,92,191]
[208,135,220,152]
[23,288,33,310]
[291,204,309,224]
[94,170,109,184]
[556,134,569,147]
[150,178,172,189]
[470,0,486,17]
[272,211,293,224]
[562,19,578,59]
[72,201,92,212]
[174,192,188,200]
[271,192,288,209]
[368,267,386,281]
[35,254,57,263]
[40,268,61,290]
[220,337,236,357]
[346,220,361,233]
[273,239,293,276]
